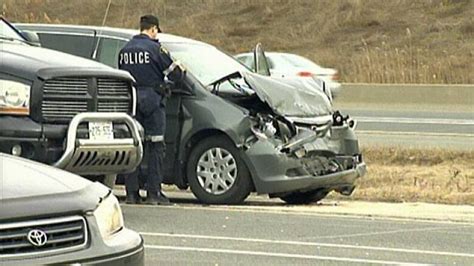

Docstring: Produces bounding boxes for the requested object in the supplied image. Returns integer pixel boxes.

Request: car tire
[279,189,329,204]
[187,136,252,204]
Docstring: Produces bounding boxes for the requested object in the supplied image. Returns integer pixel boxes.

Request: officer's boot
[125,191,141,204]
[145,190,170,205]
[145,191,159,205]
[156,191,171,205]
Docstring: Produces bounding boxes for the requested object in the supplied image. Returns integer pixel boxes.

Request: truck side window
[97,38,127,68]
[38,33,95,58]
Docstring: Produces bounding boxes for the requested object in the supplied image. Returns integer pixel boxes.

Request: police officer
[119,15,180,205]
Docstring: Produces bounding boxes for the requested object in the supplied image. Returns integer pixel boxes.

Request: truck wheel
[279,189,329,204]
[187,136,252,204]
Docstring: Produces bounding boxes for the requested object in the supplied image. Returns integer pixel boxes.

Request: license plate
[88,121,114,140]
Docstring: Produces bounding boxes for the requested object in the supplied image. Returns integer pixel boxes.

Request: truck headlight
[94,194,124,238]
[0,80,30,115]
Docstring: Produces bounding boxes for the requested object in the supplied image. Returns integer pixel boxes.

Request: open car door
[253,43,271,76]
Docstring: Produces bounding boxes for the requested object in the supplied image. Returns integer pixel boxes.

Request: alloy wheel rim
[196,147,237,195]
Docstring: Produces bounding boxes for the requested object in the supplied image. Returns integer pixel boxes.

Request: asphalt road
[336,107,474,150]
[121,200,474,265]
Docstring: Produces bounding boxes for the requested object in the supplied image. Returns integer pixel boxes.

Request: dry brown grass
[2,0,473,84]
[328,146,474,205]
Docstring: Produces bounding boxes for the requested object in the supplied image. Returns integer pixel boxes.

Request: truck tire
[187,136,252,204]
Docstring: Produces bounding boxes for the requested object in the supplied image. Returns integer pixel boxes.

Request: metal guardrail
[335,83,474,108]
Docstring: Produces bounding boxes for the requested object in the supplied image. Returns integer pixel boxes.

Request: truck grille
[41,77,132,122]
[97,78,131,113]
[0,216,87,258]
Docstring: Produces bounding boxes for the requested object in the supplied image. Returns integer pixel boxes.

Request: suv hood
[0,153,108,220]
[0,42,118,80]
[243,72,332,117]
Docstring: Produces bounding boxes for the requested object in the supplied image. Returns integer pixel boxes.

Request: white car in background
[235,52,341,97]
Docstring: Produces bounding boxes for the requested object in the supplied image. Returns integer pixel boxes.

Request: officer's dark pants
[126,88,166,196]
[125,141,164,195]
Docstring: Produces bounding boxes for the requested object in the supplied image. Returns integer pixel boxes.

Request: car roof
[237,52,305,57]
[15,23,210,46]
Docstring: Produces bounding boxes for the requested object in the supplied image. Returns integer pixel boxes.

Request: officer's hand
[164,83,172,97]
[158,83,172,97]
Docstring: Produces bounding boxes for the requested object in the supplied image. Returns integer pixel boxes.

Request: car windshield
[0,18,26,41]
[276,53,320,69]
[163,42,249,86]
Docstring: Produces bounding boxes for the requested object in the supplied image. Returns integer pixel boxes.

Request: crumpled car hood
[243,72,332,117]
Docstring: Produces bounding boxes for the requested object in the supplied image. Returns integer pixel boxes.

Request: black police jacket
[118,34,174,90]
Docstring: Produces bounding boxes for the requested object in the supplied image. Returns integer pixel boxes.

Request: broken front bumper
[243,125,366,195]
[54,112,143,175]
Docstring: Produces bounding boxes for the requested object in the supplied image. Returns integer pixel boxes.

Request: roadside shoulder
[114,186,474,223]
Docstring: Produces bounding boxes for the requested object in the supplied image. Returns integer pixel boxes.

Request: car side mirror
[21,31,41,46]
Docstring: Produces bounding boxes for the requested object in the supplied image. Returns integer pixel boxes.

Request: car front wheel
[187,136,252,204]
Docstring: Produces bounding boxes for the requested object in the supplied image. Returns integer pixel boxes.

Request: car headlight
[94,194,124,238]
[0,80,31,115]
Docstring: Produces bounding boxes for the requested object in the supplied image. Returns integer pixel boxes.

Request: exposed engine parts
[254,114,277,139]
[332,110,357,129]
[249,110,357,159]
[250,113,295,142]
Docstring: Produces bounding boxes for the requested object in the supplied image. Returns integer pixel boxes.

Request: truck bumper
[0,113,143,176]
[54,112,143,175]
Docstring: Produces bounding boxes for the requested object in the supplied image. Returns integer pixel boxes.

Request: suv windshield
[163,42,248,86]
[0,18,26,42]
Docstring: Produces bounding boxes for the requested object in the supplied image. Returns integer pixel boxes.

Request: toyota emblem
[27,229,48,247]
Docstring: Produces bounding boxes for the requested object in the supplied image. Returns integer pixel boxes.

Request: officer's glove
[159,83,173,98]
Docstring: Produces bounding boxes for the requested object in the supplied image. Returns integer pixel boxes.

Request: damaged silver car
[16,24,367,204]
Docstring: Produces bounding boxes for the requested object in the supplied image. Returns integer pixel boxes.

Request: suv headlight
[94,194,124,238]
[0,80,31,115]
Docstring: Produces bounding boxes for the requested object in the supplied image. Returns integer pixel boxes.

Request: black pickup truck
[0,18,143,185]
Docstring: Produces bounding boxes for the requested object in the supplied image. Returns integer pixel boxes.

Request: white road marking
[145,244,426,265]
[355,116,474,125]
[356,130,474,138]
[306,225,472,240]
[141,232,474,258]
[122,204,474,225]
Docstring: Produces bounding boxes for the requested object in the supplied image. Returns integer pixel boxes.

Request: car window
[266,55,294,71]
[163,43,248,86]
[237,54,274,71]
[279,54,320,69]
[37,33,95,58]
[0,19,25,41]
[236,55,254,70]
[96,38,127,68]
[254,44,271,76]
[266,57,275,69]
